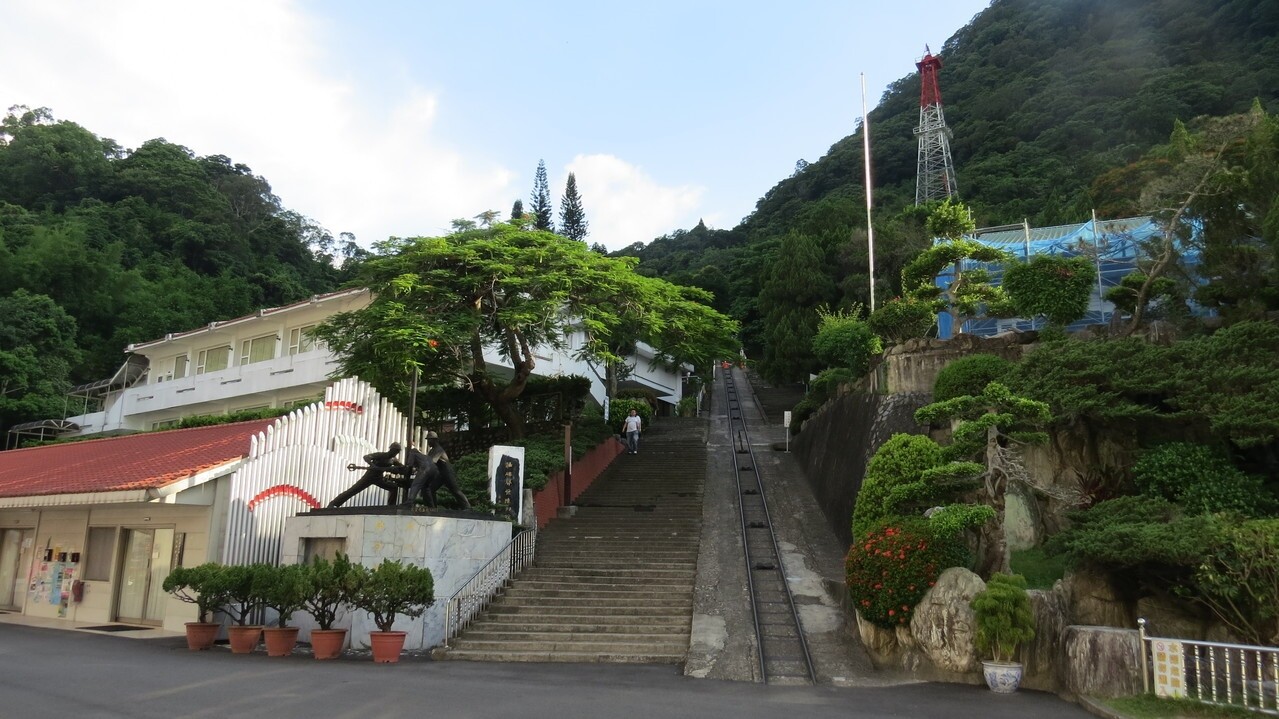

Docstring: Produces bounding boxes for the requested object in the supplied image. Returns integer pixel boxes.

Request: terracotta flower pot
[263,626,300,657]
[227,625,263,654]
[310,628,347,660]
[184,622,220,651]
[369,630,407,663]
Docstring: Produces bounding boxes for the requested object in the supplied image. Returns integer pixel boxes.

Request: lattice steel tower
[914,47,958,204]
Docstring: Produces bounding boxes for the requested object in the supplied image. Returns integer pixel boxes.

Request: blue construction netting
[934,216,1203,339]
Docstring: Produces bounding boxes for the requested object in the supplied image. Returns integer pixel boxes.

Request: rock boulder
[1062,626,1143,699]
[910,567,985,674]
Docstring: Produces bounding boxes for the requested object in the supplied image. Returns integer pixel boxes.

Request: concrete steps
[434,418,706,664]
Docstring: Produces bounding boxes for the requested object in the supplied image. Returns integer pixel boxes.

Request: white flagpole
[861,72,876,313]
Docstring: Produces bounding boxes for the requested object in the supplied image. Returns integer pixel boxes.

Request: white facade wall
[64,288,686,437]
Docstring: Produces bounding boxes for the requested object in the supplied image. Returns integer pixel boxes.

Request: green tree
[0,290,82,434]
[508,199,524,223]
[901,199,1014,334]
[529,160,554,232]
[758,231,835,384]
[314,225,737,437]
[558,172,589,242]
[915,382,1052,576]
[1001,254,1096,327]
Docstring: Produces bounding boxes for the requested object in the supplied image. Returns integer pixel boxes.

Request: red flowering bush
[845,517,970,629]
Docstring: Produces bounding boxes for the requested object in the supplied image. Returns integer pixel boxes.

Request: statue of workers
[401,432,472,510]
[329,442,411,508]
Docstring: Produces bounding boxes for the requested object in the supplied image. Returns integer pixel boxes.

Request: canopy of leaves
[314,225,738,434]
[933,354,1015,403]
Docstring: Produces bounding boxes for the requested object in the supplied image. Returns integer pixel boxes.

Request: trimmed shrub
[790,396,821,429]
[867,296,936,343]
[932,354,1015,402]
[809,367,855,404]
[1133,443,1278,517]
[812,310,882,378]
[846,517,971,629]
[1002,255,1095,327]
[852,434,944,540]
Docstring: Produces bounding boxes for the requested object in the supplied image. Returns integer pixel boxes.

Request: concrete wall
[280,513,511,650]
[792,390,932,546]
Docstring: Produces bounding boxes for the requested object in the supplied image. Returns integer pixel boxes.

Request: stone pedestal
[281,510,511,650]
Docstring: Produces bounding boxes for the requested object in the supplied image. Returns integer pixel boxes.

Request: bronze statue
[402,432,472,510]
[329,442,411,508]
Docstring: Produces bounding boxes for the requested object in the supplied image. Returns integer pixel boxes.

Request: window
[197,345,230,374]
[173,355,188,379]
[288,325,317,355]
[239,335,276,366]
[151,419,180,430]
[83,527,117,581]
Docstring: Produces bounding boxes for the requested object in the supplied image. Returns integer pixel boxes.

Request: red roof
[0,420,276,499]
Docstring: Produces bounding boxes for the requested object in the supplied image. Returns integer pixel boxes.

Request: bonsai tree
[971,573,1036,663]
[303,553,363,631]
[162,563,228,624]
[259,564,310,628]
[220,563,271,626]
[353,559,435,632]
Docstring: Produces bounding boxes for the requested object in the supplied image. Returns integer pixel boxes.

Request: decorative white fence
[222,376,423,565]
[1140,618,1279,715]
[442,528,537,648]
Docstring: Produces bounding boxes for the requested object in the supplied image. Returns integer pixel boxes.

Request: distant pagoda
[914,47,958,204]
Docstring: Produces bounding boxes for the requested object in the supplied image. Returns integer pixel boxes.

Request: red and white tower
[914,47,958,204]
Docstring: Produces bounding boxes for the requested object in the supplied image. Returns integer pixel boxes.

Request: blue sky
[2,0,990,251]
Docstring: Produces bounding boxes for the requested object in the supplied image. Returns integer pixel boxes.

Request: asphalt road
[0,624,1095,719]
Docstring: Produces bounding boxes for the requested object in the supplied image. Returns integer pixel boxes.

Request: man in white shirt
[623,409,642,455]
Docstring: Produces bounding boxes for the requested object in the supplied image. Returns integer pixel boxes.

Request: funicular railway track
[723,368,816,685]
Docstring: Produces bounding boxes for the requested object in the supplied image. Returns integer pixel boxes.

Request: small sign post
[783,411,792,453]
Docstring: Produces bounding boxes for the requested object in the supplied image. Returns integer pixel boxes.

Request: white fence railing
[1140,618,1279,715]
[442,528,536,648]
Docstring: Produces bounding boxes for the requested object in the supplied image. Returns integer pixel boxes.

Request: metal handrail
[1140,617,1279,715]
[442,527,536,648]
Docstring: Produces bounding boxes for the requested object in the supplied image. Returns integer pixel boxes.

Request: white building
[34,288,688,441]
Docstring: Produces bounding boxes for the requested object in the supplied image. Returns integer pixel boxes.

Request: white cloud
[0,1,710,253]
[562,155,705,252]
[0,0,516,245]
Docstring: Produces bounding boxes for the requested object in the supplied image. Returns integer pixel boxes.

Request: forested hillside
[0,107,357,434]
[625,0,1279,372]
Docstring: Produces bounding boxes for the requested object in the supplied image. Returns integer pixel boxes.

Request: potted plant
[302,553,362,660]
[220,564,271,654]
[352,559,434,663]
[162,563,228,650]
[260,564,309,657]
[971,573,1036,694]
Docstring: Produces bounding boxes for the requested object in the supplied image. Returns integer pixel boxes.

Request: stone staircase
[436,419,706,663]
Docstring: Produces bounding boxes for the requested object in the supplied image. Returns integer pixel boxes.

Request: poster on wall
[488,446,525,520]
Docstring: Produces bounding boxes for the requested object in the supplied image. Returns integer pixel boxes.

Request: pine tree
[509,199,524,223]
[758,231,836,384]
[530,160,554,232]
[558,172,589,242]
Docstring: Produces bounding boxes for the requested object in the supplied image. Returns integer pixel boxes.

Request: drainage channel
[724,368,816,685]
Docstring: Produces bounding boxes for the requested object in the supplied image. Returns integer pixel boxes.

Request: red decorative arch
[247,484,321,512]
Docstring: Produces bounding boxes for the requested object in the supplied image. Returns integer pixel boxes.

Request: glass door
[0,529,33,609]
[115,528,174,624]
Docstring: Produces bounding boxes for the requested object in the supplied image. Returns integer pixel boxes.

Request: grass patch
[1009,546,1067,589]
[1107,695,1261,718]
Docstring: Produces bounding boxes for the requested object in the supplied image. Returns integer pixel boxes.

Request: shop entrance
[0,528,34,610]
[115,528,173,625]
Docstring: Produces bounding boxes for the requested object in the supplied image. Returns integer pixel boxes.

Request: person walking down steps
[623,408,642,455]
